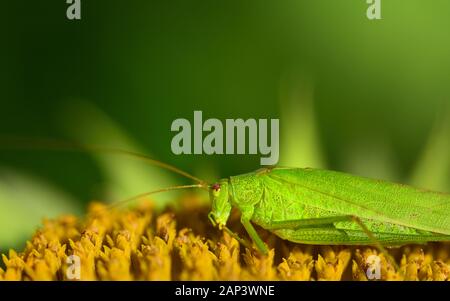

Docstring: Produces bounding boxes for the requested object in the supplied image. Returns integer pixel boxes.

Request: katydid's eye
[212,183,221,196]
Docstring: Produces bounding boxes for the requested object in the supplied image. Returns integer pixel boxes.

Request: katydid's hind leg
[351,216,400,272]
[268,216,352,230]
[269,215,401,272]
[241,217,269,255]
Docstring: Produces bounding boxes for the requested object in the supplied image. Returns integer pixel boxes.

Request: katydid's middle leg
[241,217,269,255]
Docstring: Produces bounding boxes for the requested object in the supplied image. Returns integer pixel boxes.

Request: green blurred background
[1,0,449,251]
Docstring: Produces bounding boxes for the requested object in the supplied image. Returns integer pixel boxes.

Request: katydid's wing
[263,168,450,235]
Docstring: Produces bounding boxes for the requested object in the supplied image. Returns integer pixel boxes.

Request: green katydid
[2,138,450,256]
[205,167,450,255]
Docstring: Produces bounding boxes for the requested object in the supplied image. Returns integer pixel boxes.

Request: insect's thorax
[228,173,265,210]
[228,169,342,228]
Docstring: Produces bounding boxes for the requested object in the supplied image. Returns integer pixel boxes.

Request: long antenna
[0,136,206,185]
[105,183,207,210]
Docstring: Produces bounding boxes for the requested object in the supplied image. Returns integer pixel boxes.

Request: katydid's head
[208,180,232,229]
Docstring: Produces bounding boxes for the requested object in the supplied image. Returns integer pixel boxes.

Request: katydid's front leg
[222,226,253,250]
